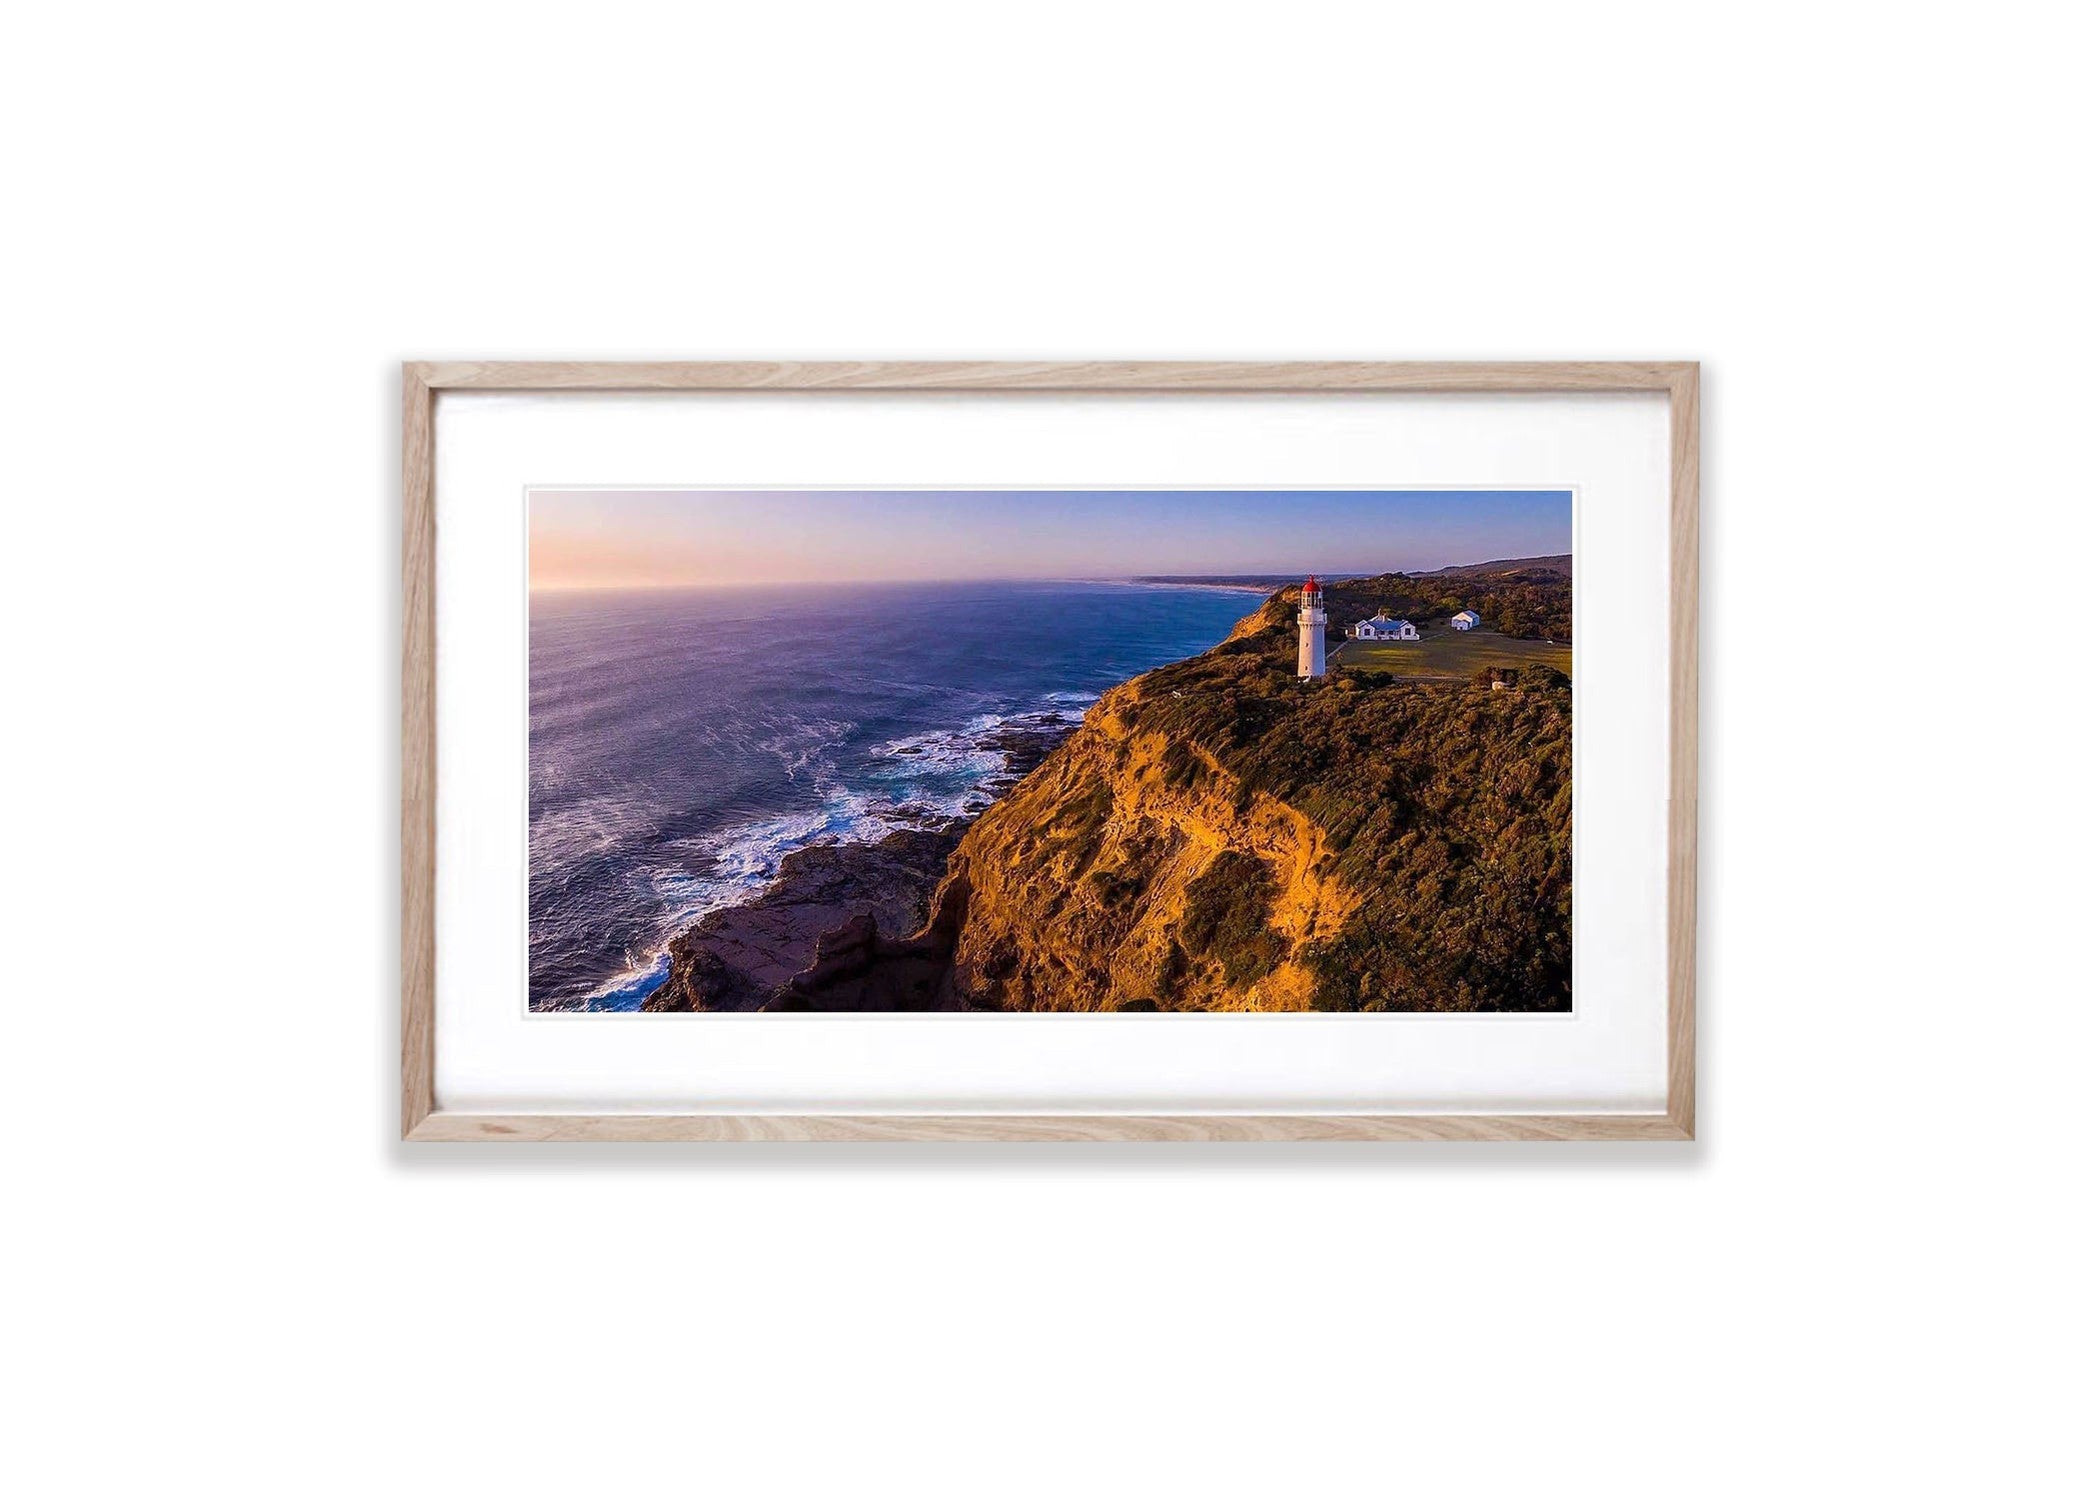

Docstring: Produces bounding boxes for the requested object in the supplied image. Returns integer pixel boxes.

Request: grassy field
[1329,628,1571,681]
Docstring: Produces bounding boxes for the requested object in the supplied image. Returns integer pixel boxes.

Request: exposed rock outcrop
[643,827,963,1012]
[648,714,1076,1013]
[767,873,975,1011]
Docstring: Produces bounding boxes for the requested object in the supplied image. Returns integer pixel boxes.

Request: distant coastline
[1125,575,1323,593]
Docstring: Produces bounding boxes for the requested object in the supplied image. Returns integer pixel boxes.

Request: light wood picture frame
[402,361,1698,1141]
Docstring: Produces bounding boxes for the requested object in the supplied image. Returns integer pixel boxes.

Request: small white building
[1451,610,1481,631]
[1352,612,1418,641]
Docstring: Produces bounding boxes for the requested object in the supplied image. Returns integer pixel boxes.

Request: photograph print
[529,488,1573,1015]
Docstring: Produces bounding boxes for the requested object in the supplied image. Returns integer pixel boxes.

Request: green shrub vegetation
[1311,565,1572,643]
[1158,737,1210,791]
[1126,574,1573,1012]
[1179,851,1288,987]
[1048,781,1115,869]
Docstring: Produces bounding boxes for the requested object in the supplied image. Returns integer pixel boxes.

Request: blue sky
[529,488,1573,589]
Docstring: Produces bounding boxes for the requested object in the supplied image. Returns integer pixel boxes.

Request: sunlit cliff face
[940,684,1361,1013]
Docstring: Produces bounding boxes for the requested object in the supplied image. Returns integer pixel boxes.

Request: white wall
[7,4,2091,1497]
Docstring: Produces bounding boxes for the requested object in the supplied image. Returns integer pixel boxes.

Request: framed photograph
[403,362,1697,1140]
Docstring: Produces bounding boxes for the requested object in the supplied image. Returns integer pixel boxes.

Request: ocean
[529,579,1260,1010]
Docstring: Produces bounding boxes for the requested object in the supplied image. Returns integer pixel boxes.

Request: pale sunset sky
[528,488,1573,590]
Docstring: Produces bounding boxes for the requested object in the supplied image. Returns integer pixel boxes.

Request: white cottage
[1353,612,1419,641]
[1451,610,1481,631]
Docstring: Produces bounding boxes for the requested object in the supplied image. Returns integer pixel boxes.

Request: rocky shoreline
[642,713,1075,1013]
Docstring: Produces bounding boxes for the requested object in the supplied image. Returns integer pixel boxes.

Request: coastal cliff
[777,572,1574,1014]
[929,682,1359,1010]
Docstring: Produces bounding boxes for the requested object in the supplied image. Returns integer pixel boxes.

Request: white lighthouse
[1297,575,1327,679]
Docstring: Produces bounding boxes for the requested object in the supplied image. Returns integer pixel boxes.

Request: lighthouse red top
[1302,575,1321,599]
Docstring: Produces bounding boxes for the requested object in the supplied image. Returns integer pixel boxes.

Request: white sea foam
[868,724,1005,796]
[655,787,891,921]
[558,950,669,1012]
[575,698,1090,1009]
[575,783,894,1007]
[868,698,1088,814]
[754,714,853,782]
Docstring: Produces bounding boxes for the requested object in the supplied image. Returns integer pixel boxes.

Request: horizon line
[528,559,1566,594]
[529,576,1279,594]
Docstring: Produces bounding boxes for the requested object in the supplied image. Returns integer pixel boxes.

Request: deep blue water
[529,580,1259,1011]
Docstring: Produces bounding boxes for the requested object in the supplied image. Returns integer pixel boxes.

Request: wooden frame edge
[406,1113,1692,1143]
[402,365,437,1137]
[1665,365,1700,1140]
[400,360,1699,1143]
[407,359,1692,393]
